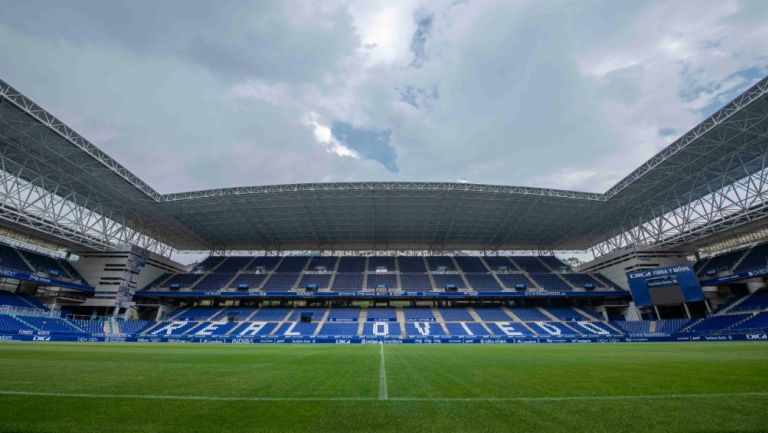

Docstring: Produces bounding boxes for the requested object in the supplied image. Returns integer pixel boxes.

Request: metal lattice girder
[0,76,767,255]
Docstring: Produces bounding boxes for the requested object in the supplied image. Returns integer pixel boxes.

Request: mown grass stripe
[0,390,765,402]
[379,343,388,400]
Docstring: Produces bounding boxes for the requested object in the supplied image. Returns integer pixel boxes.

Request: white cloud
[307,114,361,159]
[0,0,766,194]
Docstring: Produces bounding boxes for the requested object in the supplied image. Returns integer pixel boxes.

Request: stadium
[1,4,768,432]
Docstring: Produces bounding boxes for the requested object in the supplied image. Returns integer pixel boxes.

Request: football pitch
[0,341,766,433]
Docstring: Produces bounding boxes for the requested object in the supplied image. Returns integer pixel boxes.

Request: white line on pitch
[379,343,388,400]
[0,390,766,402]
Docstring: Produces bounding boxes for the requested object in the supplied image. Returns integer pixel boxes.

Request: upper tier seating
[439,308,474,321]
[427,256,456,271]
[464,273,501,291]
[698,248,749,275]
[162,273,203,289]
[454,256,488,273]
[403,308,435,321]
[288,308,327,321]
[218,308,255,321]
[0,244,32,272]
[400,273,432,290]
[482,256,517,271]
[251,308,291,321]
[397,257,426,273]
[561,273,602,289]
[508,307,549,321]
[229,273,267,290]
[545,307,584,321]
[332,273,364,292]
[483,256,520,272]
[432,274,465,290]
[193,273,236,291]
[308,256,338,271]
[367,308,397,321]
[474,307,512,321]
[337,257,366,273]
[245,257,281,272]
[496,273,534,289]
[173,307,221,321]
[298,273,332,290]
[734,243,768,272]
[591,273,623,290]
[510,256,550,273]
[194,256,225,272]
[367,273,398,290]
[275,256,309,273]
[538,256,568,271]
[529,274,573,291]
[327,308,360,321]
[262,273,300,290]
[215,256,254,273]
[368,256,396,271]
[19,251,70,277]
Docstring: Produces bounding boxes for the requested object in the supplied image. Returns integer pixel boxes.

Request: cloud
[0,0,766,196]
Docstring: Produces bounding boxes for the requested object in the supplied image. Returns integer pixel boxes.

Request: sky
[1,0,767,197]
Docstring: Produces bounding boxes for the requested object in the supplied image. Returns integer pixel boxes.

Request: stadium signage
[0,267,94,292]
[136,289,625,299]
[699,265,768,286]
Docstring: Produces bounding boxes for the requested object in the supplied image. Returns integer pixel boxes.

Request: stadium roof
[0,76,766,253]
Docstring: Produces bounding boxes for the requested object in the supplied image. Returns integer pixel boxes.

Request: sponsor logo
[746,333,768,340]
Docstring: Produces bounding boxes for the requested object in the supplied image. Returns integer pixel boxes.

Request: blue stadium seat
[403,308,435,321]
[405,322,446,336]
[491,322,536,337]
[366,308,397,321]
[332,273,363,292]
[446,322,490,336]
[397,257,426,273]
[368,256,396,271]
[439,308,473,321]
[327,308,360,321]
[454,256,488,273]
[473,307,512,321]
[400,273,433,290]
[317,322,358,337]
[263,273,300,290]
[362,321,400,337]
[464,273,501,291]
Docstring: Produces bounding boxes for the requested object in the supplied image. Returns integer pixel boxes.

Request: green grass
[0,341,766,433]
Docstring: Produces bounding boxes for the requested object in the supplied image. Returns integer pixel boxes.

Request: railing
[0,305,61,318]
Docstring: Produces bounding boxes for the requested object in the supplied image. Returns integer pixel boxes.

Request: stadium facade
[0,76,767,344]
